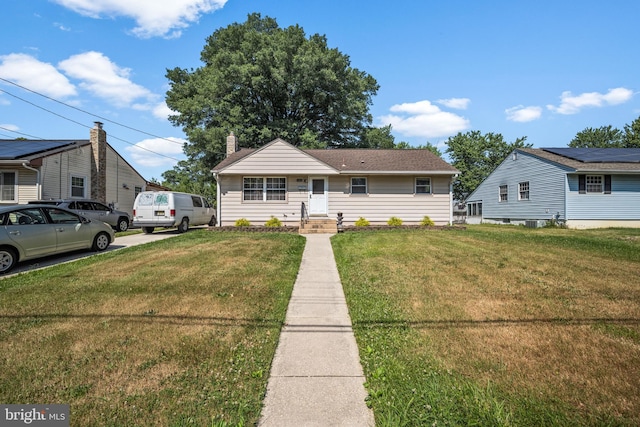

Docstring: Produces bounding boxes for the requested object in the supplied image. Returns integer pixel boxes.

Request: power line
[0,126,45,140]
[0,76,183,146]
[0,86,183,161]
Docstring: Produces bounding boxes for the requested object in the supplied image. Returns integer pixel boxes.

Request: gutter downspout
[213,172,221,227]
[449,174,458,226]
[22,162,41,200]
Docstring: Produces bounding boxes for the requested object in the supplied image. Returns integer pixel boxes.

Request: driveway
[3,227,203,277]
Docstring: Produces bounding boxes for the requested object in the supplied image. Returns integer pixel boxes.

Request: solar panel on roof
[0,140,80,160]
[542,147,640,163]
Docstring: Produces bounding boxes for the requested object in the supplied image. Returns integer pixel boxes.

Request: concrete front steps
[299,218,338,234]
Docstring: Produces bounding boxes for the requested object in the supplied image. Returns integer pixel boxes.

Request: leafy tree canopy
[165,13,379,167]
[622,116,640,147]
[445,131,530,201]
[569,116,640,148]
[569,125,623,148]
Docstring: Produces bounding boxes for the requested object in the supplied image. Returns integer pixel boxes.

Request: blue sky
[1,0,639,181]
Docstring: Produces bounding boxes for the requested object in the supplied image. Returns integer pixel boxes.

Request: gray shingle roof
[519,148,640,172]
[305,149,458,173]
[213,143,459,174]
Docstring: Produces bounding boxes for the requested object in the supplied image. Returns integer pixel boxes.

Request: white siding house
[466,148,640,229]
[0,122,152,215]
[212,135,459,227]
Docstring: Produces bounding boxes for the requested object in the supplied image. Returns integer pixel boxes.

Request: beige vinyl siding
[16,169,38,203]
[41,148,91,199]
[222,140,337,175]
[104,145,146,215]
[0,168,38,204]
[326,175,452,225]
[218,174,453,226]
[218,175,309,226]
[38,145,146,215]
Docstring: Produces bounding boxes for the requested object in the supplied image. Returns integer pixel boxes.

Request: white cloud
[379,100,470,138]
[547,87,634,115]
[52,0,227,38]
[0,53,77,98]
[125,136,185,168]
[436,97,470,110]
[152,102,174,120]
[58,51,155,107]
[0,124,19,131]
[505,105,542,122]
[54,22,71,31]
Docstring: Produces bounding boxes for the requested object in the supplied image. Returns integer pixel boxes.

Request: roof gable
[214,139,337,174]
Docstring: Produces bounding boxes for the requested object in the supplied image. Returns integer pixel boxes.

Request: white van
[132,191,216,234]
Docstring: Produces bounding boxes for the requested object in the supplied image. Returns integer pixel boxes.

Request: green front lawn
[333,225,640,426]
[0,231,305,426]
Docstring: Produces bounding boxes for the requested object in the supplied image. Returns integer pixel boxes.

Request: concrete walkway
[259,234,375,427]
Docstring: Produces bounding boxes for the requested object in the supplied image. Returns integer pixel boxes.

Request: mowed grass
[332,225,640,426]
[0,231,305,426]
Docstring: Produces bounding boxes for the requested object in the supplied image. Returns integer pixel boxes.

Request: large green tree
[569,116,640,148]
[569,125,623,148]
[445,131,530,201]
[622,116,640,147]
[165,13,379,165]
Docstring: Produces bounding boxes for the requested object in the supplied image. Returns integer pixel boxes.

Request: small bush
[387,216,403,226]
[265,216,282,227]
[421,215,435,226]
[354,217,370,227]
[235,218,251,227]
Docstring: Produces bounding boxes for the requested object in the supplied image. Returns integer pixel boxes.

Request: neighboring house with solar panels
[465,147,640,229]
[0,122,155,216]
[212,134,460,227]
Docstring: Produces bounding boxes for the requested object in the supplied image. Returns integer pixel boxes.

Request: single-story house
[465,147,640,229]
[0,122,157,215]
[211,134,460,227]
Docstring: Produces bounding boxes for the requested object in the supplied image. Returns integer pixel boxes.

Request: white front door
[308,177,327,215]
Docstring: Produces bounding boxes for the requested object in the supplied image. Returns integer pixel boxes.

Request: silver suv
[28,199,131,232]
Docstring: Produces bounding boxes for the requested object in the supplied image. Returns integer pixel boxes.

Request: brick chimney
[226,132,238,157]
[90,121,107,202]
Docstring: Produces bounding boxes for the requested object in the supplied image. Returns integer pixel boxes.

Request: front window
[415,177,431,194]
[518,182,530,200]
[499,185,508,202]
[71,175,86,198]
[0,171,17,202]
[351,177,367,194]
[586,175,603,193]
[243,177,286,201]
[266,178,286,200]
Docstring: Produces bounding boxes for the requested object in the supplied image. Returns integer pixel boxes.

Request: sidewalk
[258,234,375,427]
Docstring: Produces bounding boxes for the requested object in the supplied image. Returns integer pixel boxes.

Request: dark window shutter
[604,175,612,194]
[578,175,586,194]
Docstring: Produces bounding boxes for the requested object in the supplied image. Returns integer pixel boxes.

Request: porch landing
[299,218,338,234]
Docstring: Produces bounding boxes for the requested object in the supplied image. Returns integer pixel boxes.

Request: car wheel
[208,215,217,226]
[143,227,154,234]
[92,232,110,251]
[0,247,17,274]
[177,217,189,233]
[117,217,129,232]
